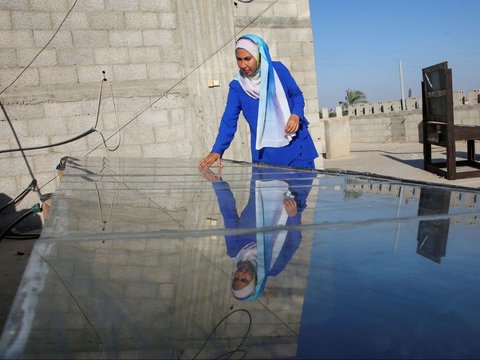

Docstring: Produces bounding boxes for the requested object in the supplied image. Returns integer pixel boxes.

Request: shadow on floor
[381,150,477,170]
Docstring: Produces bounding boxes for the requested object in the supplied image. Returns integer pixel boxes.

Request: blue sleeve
[288,173,315,211]
[274,62,305,120]
[212,181,243,258]
[212,181,239,228]
[211,82,242,155]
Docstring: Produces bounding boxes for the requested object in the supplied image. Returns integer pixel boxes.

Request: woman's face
[232,263,255,290]
[235,48,258,77]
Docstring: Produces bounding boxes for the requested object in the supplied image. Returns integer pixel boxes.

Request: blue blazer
[212,168,315,276]
[212,62,318,166]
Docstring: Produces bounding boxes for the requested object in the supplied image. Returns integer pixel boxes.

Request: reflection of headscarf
[232,180,290,302]
[234,34,294,150]
[232,243,257,300]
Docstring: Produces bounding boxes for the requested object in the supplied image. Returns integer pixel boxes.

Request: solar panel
[1,157,480,359]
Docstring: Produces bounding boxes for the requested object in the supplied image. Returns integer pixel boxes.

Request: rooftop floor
[323,142,480,189]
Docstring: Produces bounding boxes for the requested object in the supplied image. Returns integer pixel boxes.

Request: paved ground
[323,142,480,190]
[1,142,479,335]
[0,239,35,334]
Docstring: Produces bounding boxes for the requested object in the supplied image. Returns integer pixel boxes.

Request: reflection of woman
[199,34,318,170]
[201,167,314,301]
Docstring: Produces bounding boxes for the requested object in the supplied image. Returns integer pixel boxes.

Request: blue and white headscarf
[234,34,294,150]
[232,180,290,302]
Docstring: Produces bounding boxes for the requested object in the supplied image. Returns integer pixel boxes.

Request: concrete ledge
[324,117,350,159]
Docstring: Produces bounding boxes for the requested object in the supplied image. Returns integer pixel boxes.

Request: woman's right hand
[199,166,223,182]
[199,152,222,169]
[283,197,298,216]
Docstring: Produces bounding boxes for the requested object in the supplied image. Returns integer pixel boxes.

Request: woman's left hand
[285,114,300,134]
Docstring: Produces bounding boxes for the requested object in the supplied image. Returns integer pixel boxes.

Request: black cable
[0,75,111,154]
[94,72,107,129]
[0,180,37,214]
[192,309,252,360]
[0,204,42,242]
[93,129,120,152]
[0,0,79,97]
[0,189,28,213]
[102,82,122,151]
[0,128,96,154]
[2,232,40,241]
[0,101,41,197]
[0,0,94,161]
[14,183,34,206]
[93,74,122,152]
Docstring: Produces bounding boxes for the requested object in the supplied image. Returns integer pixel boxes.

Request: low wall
[346,104,480,143]
[346,89,480,117]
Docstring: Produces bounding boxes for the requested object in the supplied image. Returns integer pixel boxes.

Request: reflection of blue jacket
[211,61,318,166]
[213,168,314,277]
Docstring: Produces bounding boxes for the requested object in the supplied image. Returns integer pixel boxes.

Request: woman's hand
[199,152,222,169]
[285,114,300,134]
[199,166,223,182]
[283,197,298,217]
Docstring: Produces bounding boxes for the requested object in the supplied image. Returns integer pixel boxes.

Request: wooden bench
[422,61,480,180]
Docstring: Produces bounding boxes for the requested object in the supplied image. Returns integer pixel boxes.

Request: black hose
[0,128,95,154]
[0,204,42,242]
[0,180,37,214]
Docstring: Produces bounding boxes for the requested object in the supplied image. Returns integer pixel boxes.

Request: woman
[200,166,315,301]
[199,34,318,169]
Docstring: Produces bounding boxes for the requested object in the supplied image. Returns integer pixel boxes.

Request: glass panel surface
[1,158,480,359]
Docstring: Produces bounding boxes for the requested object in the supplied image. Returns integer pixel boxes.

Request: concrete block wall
[348,115,395,143]
[373,101,384,114]
[348,104,480,143]
[0,0,321,216]
[325,89,479,148]
[347,99,405,116]
[469,89,480,104]
[342,89,477,119]
[324,117,350,159]
[406,97,420,110]
[453,104,480,126]
[0,0,186,207]
[454,90,465,105]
